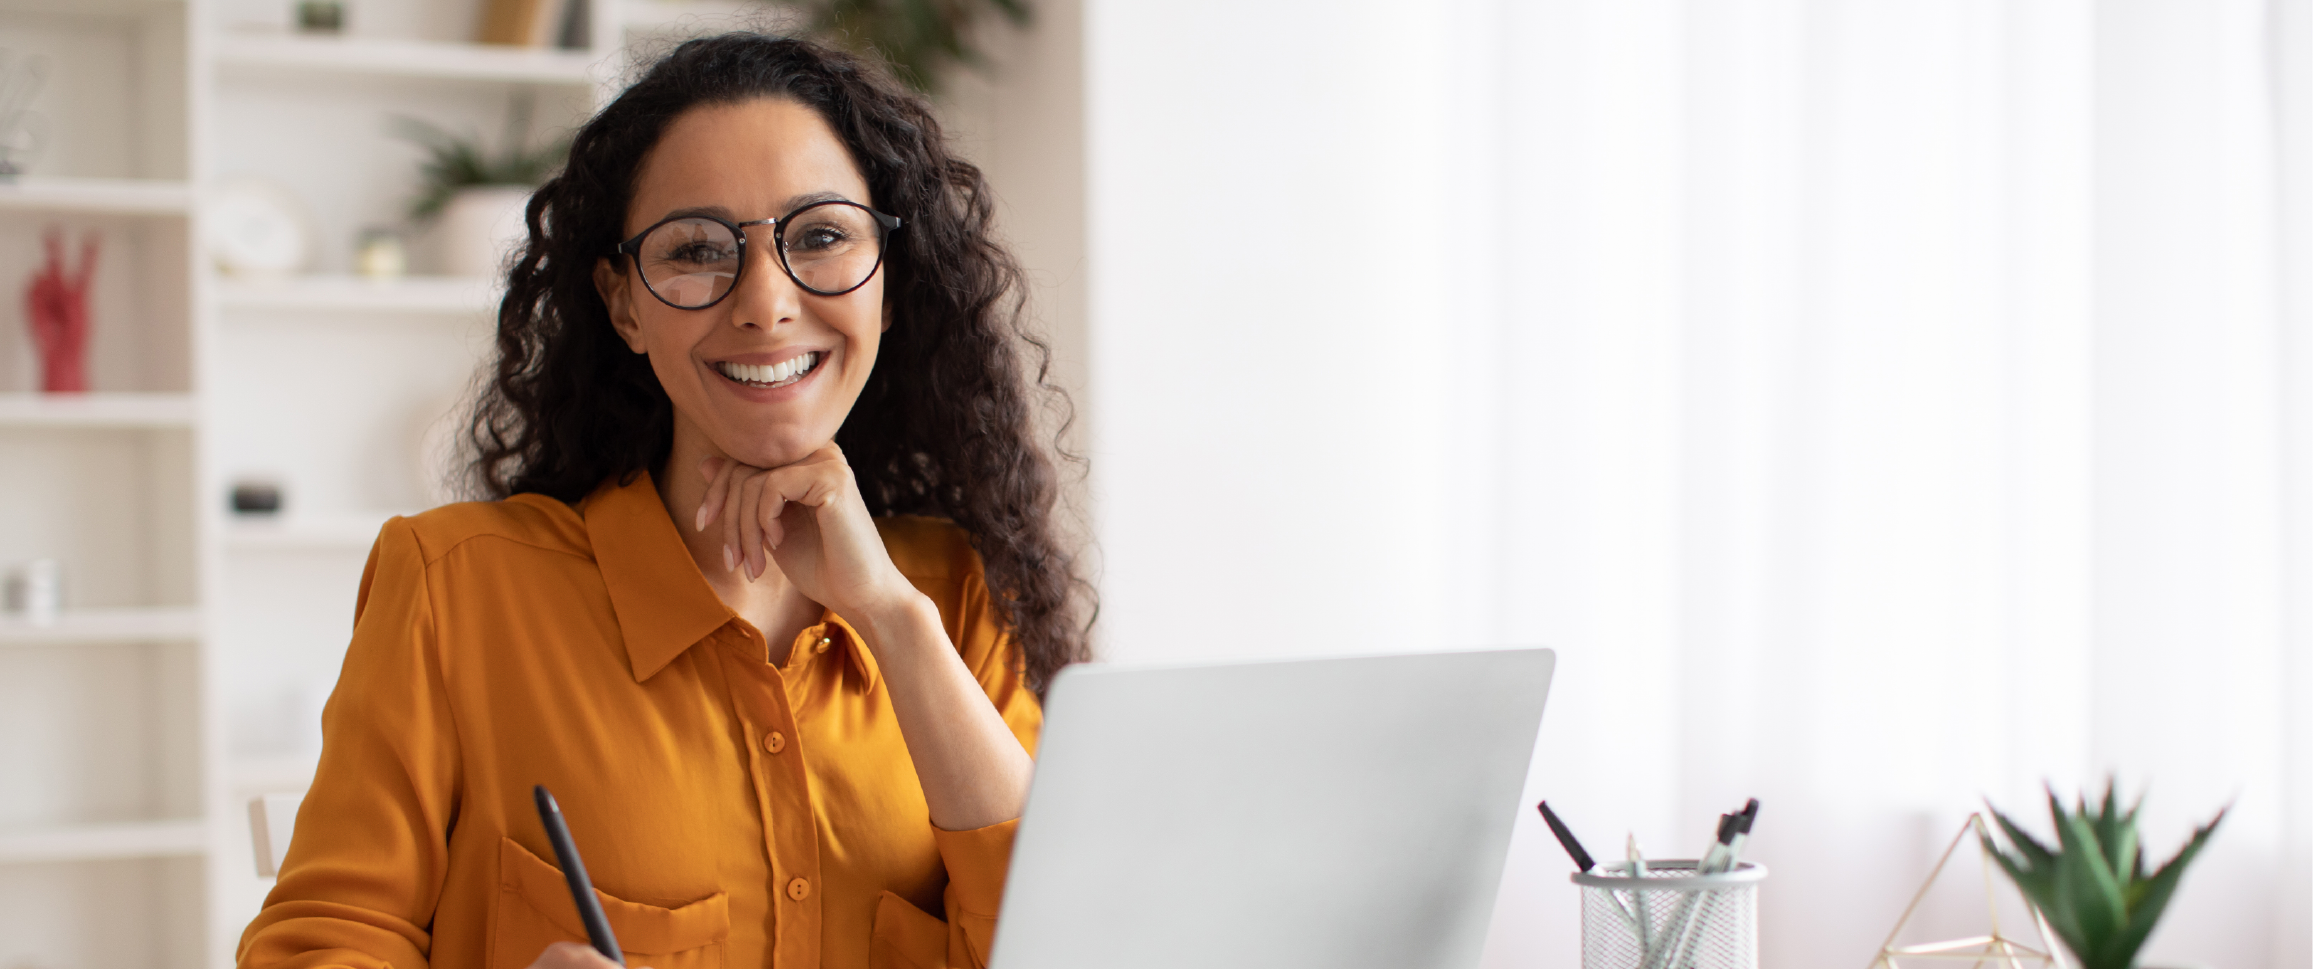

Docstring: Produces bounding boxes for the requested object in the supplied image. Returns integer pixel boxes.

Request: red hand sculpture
[25,227,97,393]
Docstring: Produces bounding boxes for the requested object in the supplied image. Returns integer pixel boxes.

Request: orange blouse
[237,472,1041,969]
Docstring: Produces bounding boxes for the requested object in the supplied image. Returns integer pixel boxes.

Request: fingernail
[695,506,709,532]
[722,545,736,572]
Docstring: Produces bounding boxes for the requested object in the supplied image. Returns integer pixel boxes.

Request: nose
[724,225,801,329]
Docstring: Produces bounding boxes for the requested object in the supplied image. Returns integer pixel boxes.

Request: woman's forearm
[852,593,1034,831]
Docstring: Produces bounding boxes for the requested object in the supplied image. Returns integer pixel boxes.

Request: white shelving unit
[0,3,205,967]
[0,821,209,865]
[215,274,498,314]
[0,4,1088,966]
[0,392,200,427]
[0,607,203,645]
[0,177,196,216]
[214,33,602,84]
[223,511,406,552]
[0,1,623,967]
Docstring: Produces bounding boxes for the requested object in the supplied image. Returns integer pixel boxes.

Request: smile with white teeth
[715,352,822,389]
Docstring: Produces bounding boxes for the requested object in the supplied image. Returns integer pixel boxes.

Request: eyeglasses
[613,200,903,309]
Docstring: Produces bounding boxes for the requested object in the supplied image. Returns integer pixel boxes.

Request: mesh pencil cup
[1573,860,1765,969]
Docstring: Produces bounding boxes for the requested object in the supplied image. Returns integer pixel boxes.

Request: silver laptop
[990,648,1556,969]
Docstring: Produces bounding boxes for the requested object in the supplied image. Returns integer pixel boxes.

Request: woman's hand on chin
[696,443,922,620]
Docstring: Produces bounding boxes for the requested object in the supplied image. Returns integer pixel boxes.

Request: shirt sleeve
[929,558,1045,968]
[239,518,460,969]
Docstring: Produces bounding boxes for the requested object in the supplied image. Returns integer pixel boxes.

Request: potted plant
[798,0,1030,93]
[1981,781,2225,969]
[394,94,568,277]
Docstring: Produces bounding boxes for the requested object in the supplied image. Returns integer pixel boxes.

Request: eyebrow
[655,191,856,224]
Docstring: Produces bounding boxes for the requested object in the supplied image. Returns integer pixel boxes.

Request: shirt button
[787,877,811,900]
[814,636,832,654]
[763,731,786,754]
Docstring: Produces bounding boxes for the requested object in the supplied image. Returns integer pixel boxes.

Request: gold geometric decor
[1871,813,2068,969]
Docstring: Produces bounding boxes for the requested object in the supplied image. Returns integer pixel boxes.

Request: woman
[238,33,1090,969]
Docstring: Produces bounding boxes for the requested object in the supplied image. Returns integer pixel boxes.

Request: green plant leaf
[2050,802,2130,969]
[802,0,1035,93]
[1983,804,2078,958]
[2108,805,2226,969]
[1984,784,2224,969]
[2090,780,2138,891]
[1988,804,2059,871]
[390,94,568,222]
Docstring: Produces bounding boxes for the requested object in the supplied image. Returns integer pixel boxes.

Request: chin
[723,433,829,469]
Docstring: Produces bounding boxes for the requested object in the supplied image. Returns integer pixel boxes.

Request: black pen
[1536,801,1597,873]
[534,785,626,966]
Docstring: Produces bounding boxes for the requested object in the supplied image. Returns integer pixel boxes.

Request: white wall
[1084,0,1464,665]
[1084,3,2313,969]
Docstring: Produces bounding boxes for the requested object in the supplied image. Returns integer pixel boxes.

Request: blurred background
[1,0,2309,968]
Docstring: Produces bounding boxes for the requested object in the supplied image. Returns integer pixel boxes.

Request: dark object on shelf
[800,0,1031,94]
[25,226,96,394]
[231,481,284,515]
[296,0,346,33]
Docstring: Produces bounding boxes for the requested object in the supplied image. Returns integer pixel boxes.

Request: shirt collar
[585,471,733,682]
[811,610,881,694]
[583,470,880,691]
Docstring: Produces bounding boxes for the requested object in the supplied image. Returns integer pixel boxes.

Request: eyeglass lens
[634,202,886,308]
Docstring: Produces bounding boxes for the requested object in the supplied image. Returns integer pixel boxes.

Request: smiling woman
[235,34,1092,969]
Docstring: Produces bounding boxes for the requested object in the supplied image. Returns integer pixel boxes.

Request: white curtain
[1085,1,2313,967]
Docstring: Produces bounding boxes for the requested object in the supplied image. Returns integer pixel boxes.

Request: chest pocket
[492,836,730,969]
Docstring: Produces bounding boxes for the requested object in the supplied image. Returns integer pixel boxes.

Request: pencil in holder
[1574,860,1765,969]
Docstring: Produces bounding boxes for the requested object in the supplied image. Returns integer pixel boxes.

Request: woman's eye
[792,226,849,252]
[664,242,734,264]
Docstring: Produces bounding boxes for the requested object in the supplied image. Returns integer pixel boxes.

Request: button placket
[711,623,824,967]
[740,630,825,967]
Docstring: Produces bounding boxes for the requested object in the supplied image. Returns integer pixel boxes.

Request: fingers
[758,462,843,514]
[528,942,625,969]
[755,480,789,557]
[719,467,750,574]
[694,446,854,582]
[696,456,733,532]
[738,472,769,580]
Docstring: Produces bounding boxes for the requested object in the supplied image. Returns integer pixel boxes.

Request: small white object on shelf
[0,819,208,864]
[217,274,499,315]
[207,177,312,277]
[214,33,601,85]
[0,176,194,216]
[0,606,199,645]
[0,393,197,428]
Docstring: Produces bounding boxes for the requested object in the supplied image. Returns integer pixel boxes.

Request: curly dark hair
[468,32,1092,693]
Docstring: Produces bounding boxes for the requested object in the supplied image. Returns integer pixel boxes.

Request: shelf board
[231,752,320,795]
[214,33,601,85]
[0,607,201,646]
[217,274,500,315]
[226,512,404,552]
[624,0,771,32]
[0,393,196,428]
[0,819,207,864]
[0,177,193,216]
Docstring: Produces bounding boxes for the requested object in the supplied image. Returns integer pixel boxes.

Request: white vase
[436,185,534,277]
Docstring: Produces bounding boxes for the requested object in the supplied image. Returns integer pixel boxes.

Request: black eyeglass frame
[613,200,904,308]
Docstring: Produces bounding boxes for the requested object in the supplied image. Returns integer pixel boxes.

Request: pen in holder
[1575,860,1765,969]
